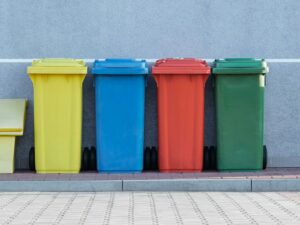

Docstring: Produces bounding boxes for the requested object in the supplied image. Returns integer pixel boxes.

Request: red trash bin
[152,58,210,172]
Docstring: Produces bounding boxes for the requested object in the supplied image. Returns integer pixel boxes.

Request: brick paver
[0,192,300,224]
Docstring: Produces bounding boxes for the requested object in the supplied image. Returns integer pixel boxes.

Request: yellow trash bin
[27,59,87,173]
[0,99,27,173]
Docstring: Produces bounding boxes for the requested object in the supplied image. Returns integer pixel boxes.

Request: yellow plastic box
[0,99,27,173]
[27,59,87,173]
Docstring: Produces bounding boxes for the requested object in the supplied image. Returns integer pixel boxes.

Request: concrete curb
[252,179,300,192]
[0,180,122,192]
[123,179,251,192]
[1,178,300,192]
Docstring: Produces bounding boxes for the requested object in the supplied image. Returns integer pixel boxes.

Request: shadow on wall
[144,76,158,148]
[204,74,216,147]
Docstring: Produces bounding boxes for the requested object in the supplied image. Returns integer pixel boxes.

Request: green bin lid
[27,58,87,75]
[213,58,269,74]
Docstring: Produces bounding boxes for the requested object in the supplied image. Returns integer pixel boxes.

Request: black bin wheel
[263,145,267,170]
[209,146,217,171]
[29,147,35,171]
[89,146,97,171]
[150,146,158,171]
[81,147,90,171]
[203,146,210,171]
[144,147,151,171]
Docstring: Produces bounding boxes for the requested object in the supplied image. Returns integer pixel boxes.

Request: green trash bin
[212,58,269,171]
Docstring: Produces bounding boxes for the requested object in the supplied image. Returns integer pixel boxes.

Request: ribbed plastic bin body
[152,58,210,172]
[92,59,148,173]
[27,59,87,173]
[0,99,27,173]
[213,58,269,171]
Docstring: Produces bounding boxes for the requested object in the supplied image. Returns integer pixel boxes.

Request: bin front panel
[0,136,15,173]
[95,75,145,172]
[30,74,85,173]
[155,74,207,172]
[216,74,265,171]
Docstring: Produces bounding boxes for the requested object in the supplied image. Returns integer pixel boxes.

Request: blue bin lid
[92,59,148,75]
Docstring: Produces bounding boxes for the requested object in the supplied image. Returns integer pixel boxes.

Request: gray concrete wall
[0,0,299,168]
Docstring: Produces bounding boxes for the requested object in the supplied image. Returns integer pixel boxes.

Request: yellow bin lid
[27,58,87,74]
[0,99,27,136]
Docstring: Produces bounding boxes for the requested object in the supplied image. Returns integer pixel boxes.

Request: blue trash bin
[92,59,148,173]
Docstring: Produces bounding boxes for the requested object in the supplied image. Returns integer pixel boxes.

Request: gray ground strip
[2,169,300,192]
[1,178,300,192]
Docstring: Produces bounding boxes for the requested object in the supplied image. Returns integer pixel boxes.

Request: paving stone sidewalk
[1,192,300,225]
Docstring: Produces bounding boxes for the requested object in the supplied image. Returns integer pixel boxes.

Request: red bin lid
[152,58,211,75]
